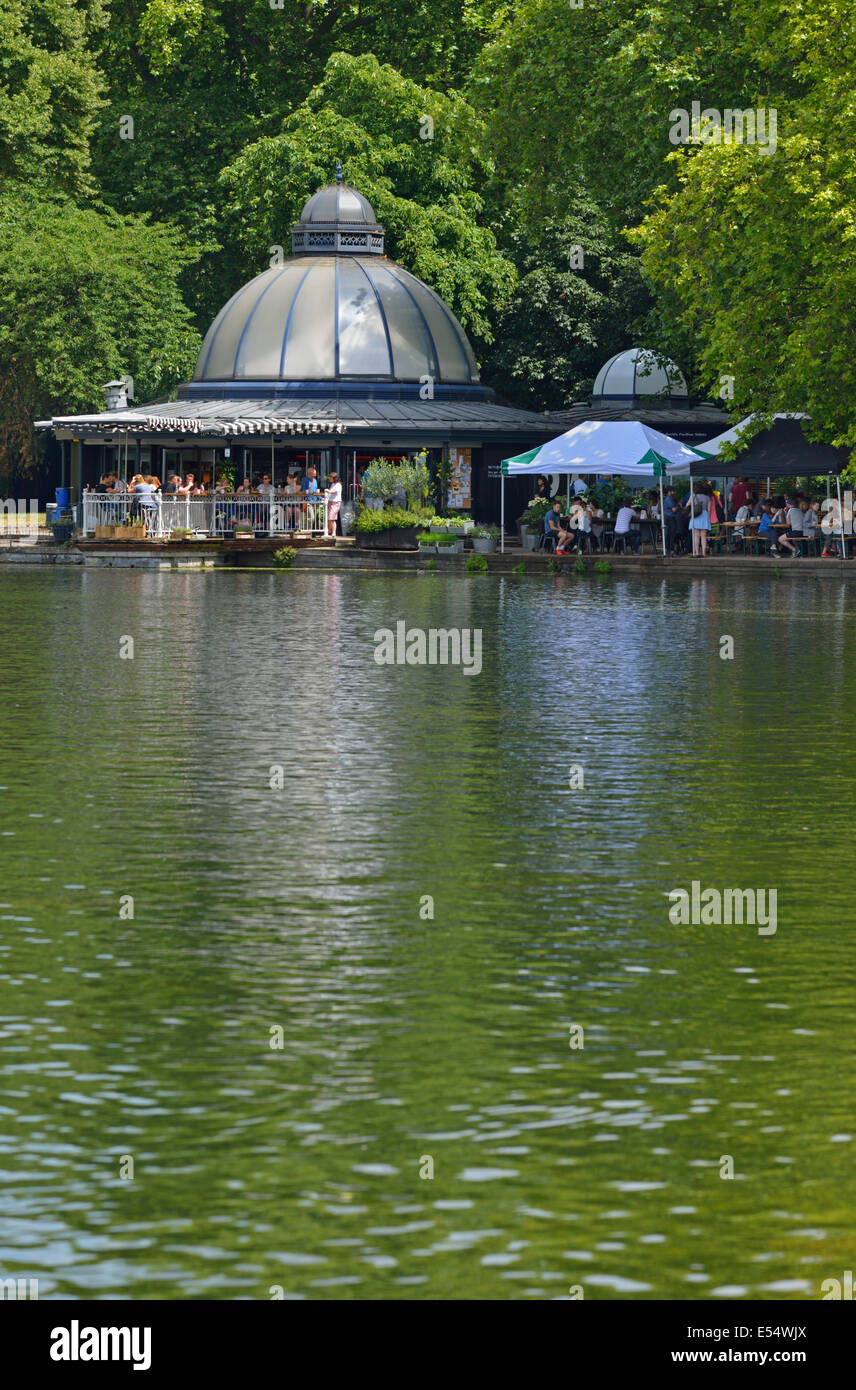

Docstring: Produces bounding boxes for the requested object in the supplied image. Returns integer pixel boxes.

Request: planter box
[113,526,146,541]
[355,526,418,550]
[417,541,437,554]
[435,539,464,555]
[472,536,497,554]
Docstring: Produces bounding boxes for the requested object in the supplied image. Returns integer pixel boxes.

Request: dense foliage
[2,0,855,474]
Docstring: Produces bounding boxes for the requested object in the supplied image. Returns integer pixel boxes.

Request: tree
[0,0,107,196]
[0,188,203,474]
[632,0,856,450]
[472,0,769,230]
[216,53,515,345]
[481,192,650,410]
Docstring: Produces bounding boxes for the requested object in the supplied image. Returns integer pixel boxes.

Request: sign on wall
[447,447,472,509]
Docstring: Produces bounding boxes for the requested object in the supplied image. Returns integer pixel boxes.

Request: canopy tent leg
[658,471,666,556]
[501,474,505,553]
[689,474,695,556]
[836,472,847,562]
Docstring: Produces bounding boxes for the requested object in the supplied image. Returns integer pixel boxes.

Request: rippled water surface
[1,567,855,1300]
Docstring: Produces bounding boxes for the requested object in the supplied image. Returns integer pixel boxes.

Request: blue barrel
[56,487,70,511]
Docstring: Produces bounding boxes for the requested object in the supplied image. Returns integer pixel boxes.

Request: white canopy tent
[500,420,709,553]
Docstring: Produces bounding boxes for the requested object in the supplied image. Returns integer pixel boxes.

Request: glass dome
[193,179,480,387]
[593,348,688,403]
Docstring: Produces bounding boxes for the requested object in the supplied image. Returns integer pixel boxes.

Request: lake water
[1,566,854,1300]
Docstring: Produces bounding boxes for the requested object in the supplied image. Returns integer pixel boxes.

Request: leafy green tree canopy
[0,0,107,196]
[217,53,515,344]
[0,188,203,472]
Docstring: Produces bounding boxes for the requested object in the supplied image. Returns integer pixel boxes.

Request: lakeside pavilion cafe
[36,174,561,529]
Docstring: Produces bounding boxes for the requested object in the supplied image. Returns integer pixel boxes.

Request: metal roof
[36,395,556,443]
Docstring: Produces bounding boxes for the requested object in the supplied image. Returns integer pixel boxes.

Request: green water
[1,567,854,1300]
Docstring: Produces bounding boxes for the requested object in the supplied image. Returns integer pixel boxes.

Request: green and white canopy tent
[500,420,709,552]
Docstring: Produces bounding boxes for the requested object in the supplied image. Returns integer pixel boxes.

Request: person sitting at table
[802,497,819,541]
[733,497,752,550]
[614,498,640,553]
[544,498,563,551]
[236,477,254,494]
[646,489,660,519]
[534,474,551,501]
[570,499,594,553]
[589,499,605,551]
[771,497,799,555]
[785,494,804,539]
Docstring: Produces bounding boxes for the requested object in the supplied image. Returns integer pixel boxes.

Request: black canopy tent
[684,414,850,478]
[672,413,852,557]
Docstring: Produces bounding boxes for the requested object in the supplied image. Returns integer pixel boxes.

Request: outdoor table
[638,517,662,553]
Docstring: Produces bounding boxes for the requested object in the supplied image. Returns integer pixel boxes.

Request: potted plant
[471,524,499,555]
[361,457,399,511]
[416,531,437,553]
[169,527,193,541]
[354,504,419,549]
[518,498,551,548]
[434,532,463,554]
[50,516,76,543]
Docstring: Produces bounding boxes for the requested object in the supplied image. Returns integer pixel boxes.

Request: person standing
[728,477,749,518]
[325,472,342,537]
[663,486,679,554]
[688,484,711,556]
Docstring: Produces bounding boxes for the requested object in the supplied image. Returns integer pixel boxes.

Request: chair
[537,530,556,552]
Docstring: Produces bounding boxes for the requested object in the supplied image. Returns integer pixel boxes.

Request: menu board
[447,447,472,509]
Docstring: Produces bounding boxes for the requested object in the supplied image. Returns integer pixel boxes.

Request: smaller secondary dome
[593,348,688,404]
[292,181,384,256]
[299,183,378,226]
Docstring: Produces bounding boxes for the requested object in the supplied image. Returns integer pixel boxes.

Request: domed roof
[298,182,377,226]
[593,348,688,404]
[193,178,480,386]
[194,257,478,384]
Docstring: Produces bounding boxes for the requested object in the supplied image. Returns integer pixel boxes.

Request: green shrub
[518,498,552,526]
[594,559,612,575]
[574,556,586,575]
[472,524,500,539]
[433,533,459,547]
[361,457,399,501]
[512,561,527,575]
[426,557,437,570]
[466,553,488,573]
[273,545,298,568]
[354,506,419,534]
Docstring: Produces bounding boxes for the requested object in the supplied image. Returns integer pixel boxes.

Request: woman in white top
[325,472,342,537]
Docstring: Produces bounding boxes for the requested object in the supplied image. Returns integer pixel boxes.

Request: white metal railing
[81,492,328,539]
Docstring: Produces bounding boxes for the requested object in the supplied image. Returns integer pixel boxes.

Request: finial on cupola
[335,161,343,183]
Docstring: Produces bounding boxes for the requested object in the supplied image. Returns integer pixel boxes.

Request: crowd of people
[540,475,839,559]
[92,466,343,536]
